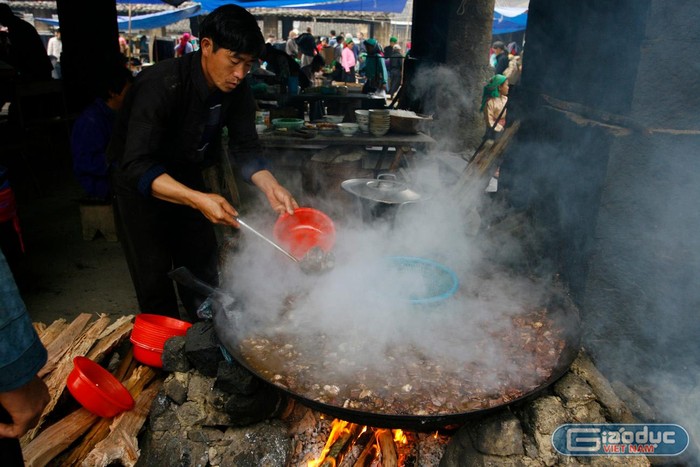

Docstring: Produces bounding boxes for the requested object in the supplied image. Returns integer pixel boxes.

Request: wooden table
[255,91,387,121]
[259,130,437,171]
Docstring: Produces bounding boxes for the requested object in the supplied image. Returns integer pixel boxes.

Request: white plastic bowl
[337,123,359,137]
[324,114,345,124]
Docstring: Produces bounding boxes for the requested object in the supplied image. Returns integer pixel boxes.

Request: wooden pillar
[402,0,494,150]
[56,0,121,113]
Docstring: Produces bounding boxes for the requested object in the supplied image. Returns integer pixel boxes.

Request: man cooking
[108,4,298,321]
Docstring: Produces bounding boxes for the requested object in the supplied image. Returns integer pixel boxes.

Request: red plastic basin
[66,356,134,418]
[131,339,165,368]
[273,207,336,260]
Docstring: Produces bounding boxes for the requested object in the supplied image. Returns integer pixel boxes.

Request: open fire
[299,417,449,466]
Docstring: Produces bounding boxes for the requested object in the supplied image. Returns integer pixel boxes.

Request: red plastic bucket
[66,356,134,418]
[273,207,336,260]
[131,314,192,367]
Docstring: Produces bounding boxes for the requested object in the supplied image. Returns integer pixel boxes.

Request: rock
[588,455,650,466]
[554,373,596,405]
[185,321,225,377]
[148,393,181,432]
[224,382,287,427]
[187,427,225,444]
[532,430,559,467]
[187,372,215,402]
[525,395,569,435]
[176,401,207,427]
[215,360,260,396]
[568,400,607,423]
[135,431,208,467]
[163,372,189,405]
[439,427,487,467]
[472,410,525,456]
[217,420,291,467]
[162,335,191,372]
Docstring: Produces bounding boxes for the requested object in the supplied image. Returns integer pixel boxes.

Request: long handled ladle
[234,216,299,264]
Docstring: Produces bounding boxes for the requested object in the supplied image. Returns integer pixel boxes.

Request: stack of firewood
[22,313,163,467]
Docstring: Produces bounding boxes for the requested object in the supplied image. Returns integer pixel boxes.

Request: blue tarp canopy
[36,3,201,31]
[37,1,526,34]
[195,0,407,13]
[493,6,528,34]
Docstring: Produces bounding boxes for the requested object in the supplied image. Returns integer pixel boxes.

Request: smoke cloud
[216,65,574,416]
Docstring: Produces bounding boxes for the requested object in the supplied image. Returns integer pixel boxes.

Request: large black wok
[171,267,581,431]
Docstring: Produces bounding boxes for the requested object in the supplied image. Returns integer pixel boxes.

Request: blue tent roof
[37,2,526,34]
[197,0,407,13]
[493,7,528,34]
[36,3,201,31]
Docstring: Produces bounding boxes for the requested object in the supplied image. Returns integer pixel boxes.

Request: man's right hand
[0,376,50,438]
[150,173,239,227]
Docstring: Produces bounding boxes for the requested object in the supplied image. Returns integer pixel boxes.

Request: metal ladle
[234,216,299,263]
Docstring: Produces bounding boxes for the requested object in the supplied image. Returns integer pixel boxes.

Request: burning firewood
[376,429,398,467]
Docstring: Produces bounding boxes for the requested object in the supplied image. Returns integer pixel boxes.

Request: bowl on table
[272,118,305,130]
[337,123,359,137]
[323,114,345,124]
[354,109,369,132]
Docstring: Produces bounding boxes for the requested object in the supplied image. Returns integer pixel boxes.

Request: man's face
[200,37,255,93]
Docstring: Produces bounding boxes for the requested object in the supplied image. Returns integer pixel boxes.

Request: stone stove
[134,322,677,466]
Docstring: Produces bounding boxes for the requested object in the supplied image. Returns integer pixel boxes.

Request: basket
[388,111,433,134]
[385,256,459,304]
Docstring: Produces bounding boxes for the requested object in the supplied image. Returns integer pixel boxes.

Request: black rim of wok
[212,290,582,431]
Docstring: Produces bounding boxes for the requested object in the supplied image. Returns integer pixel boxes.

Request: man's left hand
[251,170,298,215]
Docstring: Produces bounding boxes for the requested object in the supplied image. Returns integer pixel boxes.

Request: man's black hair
[199,4,264,58]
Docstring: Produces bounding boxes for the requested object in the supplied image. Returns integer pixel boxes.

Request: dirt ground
[10,167,138,326]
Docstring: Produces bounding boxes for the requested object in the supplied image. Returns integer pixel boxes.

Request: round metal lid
[341,177,423,204]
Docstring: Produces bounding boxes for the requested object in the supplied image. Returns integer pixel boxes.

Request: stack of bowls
[354,109,369,133]
[130,314,192,368]
[368,109,391,137]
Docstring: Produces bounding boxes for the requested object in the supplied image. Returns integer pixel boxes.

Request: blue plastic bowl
[386,256,459,305]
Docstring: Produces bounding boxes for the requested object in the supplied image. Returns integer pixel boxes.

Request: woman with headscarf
[174,32,193,57]
[480,74,509,139]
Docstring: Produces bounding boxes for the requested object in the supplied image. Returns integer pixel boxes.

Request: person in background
[492,41,509,75]
[341,36,356,83]
[174,32,193,57]
[107,4,297,321]
[138,35,150,63]
[265,33,276,44]
[71,65,133,201]
[118,35,129,57]
[295,29,316,67]
[316,36,328,53]
[0,249,50,467]
[383,36,397,61]
[285,29,299,59]
[127,57,142,76]
[0,4,52,82]
[388,44,403,97]
[480,74,509,139]
[299,53,324,90]
[300,54,325,121]
[46,28,62,79]
[361,38,387,95]
[328,30,337,47]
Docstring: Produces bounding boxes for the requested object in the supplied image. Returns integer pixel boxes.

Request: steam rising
[216,67,570,410]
